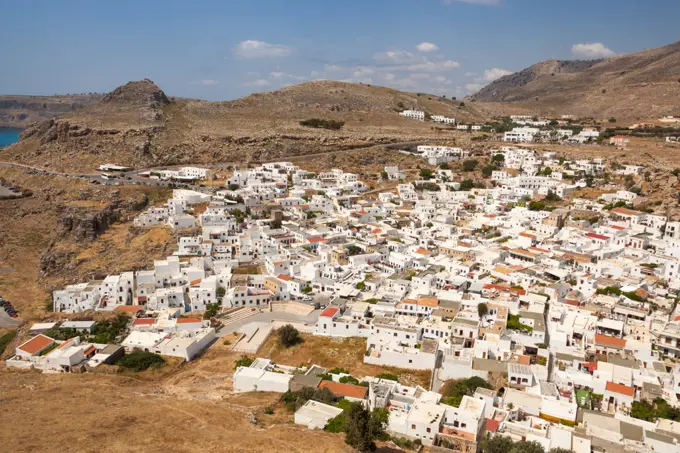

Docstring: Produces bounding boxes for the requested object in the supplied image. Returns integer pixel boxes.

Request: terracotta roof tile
[17,334,55,356]
[319,380,368,399]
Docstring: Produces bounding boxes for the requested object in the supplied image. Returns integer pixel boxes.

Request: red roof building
[319,380,368,399]
[605,381,635,397]
[320,307,339,318]
[594,333,626,349]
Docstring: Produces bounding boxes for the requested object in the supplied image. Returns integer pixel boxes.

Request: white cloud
[382,73,397,81]
[235,40,293,58]
[571,42,615,59]
[190,79,219,86]
[443,0,503,5]
[480,68,513,82]
[399,60,460,72]
[269,72,307,81]
[416,42,439,53]
[374,50,421,65]
[324,64,345,72]
[409,73,432,80]
[465,83,484,93]
[244,79,271,87]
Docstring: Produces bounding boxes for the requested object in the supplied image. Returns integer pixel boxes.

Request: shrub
[235,355,254,369]
[0,331,17,356]
[329,367,350,374]
[375,373,398,381]
[264,406,275,415]
[339,375,360,385]
[419,168,434,180]
[118,350,165,372]
[299,118,345,130]
[278,324,303,348]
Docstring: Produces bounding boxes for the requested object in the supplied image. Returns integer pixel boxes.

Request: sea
[0,128,21,148]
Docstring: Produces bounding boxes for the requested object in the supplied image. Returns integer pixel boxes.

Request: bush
[329,367,349,374]
[419,168,434,180]
[375,373,399,382]
[235,355,254,369]
[118,350,165,372]
[339,375,360,385]
[278,324,303,348]
[299,118,345,130]
[441,377,492,408]
[90,314,130,344]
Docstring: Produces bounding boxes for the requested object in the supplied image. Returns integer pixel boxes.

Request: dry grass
[0,368,353,453]
[259,333,431,388]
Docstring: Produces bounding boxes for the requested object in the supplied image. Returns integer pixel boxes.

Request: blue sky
[1,0,678,100]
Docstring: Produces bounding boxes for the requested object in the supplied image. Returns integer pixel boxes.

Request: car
[8,313,18,318]
[313,303,321,310]
[302,296,313,301]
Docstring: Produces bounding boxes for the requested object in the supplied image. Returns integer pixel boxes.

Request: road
[1,139,429,190]
[216,309,321,337]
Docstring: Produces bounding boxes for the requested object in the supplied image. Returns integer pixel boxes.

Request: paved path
[217,309,321,337]
[0,310,23,328]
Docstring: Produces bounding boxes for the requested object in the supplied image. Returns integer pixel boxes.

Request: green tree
[478,303,489,318]
[463,159,478,172]
[380,171,388,180]
[344,403,382,452]
[492,153,505,164]
[347,245,362,256]
[510,441,545,453]
[118,350,165,372]
[439,162,450,170]
[631,400,657,421]
[278,324,303,347]
[482,435,514,453]
[482,165,495,178]
[419,168,434,180]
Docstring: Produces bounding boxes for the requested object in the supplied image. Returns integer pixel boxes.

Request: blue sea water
[0,128,21,147]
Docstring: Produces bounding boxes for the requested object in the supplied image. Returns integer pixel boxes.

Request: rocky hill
[1,79,486,172]
[470,40,680,120]
[0,93,103,128]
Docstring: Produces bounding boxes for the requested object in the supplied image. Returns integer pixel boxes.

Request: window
[411,424,416,430]
[426,428,431,433]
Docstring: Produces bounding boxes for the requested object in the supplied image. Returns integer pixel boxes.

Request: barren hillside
[470,40,680,120]
[0,80,485,172]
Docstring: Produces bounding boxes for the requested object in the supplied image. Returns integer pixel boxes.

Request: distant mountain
[470,40,680,119]
[2,79,485,171]
[0,93,103,128]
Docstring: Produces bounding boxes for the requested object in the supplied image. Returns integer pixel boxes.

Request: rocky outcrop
[101,79,170,109]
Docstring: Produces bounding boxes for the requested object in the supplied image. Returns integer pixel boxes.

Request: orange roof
[486,418,500,433]
[58,338,76,349]
[611,225,626,230]
[17,334,55,356]
[417,297,439,307]
[133,318,156,326]
[308,237,327,243]
[114,305,144,314]
[371,228,382,234]
[605,381,635,397]
[83,345,97,356]
[319,380,368,399]
[277,274,292,281]
[190,278,202,286]
[177,317,202,324]
[610,207,642,216]
[415,247,432,255]
[320,307,339,318]
[519,232,535,239]
[595,333,626,348]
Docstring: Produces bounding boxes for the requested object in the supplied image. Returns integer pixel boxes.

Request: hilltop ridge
[470,40,680,119]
